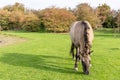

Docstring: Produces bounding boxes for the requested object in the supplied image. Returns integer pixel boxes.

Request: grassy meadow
[0,29,120,80]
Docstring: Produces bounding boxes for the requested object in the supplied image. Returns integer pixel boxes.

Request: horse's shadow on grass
[0,53,83,75]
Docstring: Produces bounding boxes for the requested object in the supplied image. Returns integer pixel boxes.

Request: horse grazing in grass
[70,20,94,75]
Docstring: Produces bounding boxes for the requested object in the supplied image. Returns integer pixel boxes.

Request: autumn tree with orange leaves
[74,3,101,28]
[40,7,76,32]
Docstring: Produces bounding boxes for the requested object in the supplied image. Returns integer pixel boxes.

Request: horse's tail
[82,21,90,49]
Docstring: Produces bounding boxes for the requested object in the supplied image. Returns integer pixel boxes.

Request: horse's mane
[82,21,90,51]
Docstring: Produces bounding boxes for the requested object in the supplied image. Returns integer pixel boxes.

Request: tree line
[0,2,120,32]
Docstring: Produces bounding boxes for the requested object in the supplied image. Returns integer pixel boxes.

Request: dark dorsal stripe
[82,21,90,50]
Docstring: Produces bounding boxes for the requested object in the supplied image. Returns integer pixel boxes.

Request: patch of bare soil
[0,34,26,47]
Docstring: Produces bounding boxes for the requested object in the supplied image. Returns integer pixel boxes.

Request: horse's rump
[70,20,94,51]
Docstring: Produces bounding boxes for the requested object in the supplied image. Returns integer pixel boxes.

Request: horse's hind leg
[70,43,75,60]
[74,47,79,71]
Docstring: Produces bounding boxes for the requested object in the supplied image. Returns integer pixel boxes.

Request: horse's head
[81,49,93,75]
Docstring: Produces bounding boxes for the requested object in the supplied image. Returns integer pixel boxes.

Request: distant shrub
[9,11,25,30]
[0,10,10,30]
[22,13,40,32]
[40,7,76,32]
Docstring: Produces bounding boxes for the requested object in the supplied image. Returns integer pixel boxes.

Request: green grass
[0,30,120,80]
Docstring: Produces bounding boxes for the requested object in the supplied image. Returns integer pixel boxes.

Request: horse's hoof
[74,67,78,71]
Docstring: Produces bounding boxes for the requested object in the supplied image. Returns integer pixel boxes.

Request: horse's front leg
[74,47,80,71]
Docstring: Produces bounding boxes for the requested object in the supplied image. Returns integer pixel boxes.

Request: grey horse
[70,20,94,75]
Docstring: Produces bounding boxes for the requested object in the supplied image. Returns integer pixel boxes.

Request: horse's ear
[89,50,93,55]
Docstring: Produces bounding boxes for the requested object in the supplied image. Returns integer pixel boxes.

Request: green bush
[0,10,10,30]
[22,21,40,32]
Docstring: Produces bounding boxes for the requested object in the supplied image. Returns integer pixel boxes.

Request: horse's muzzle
[84,70,89,75]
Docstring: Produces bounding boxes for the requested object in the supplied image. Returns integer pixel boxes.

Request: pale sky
[0,0,120,10]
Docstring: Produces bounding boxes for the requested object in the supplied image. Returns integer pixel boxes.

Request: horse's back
[70,21,94,47]
[70,21,85,47]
